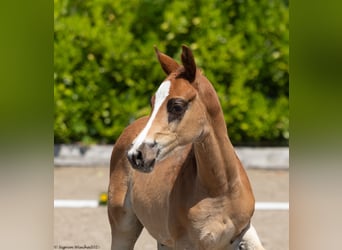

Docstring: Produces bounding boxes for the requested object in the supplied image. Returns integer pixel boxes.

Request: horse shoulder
[108,116,148,219]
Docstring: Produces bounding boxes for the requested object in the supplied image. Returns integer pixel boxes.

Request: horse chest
[131,146,191,222]
[131,166,177,243]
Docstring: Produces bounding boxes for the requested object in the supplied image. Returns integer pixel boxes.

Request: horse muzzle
[127,142,159,173]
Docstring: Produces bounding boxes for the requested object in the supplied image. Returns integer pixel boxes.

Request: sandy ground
[54,167,288,250]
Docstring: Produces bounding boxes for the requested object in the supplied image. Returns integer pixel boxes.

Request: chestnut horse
[108,46,265,250]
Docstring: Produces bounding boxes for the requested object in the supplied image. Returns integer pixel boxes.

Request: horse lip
[133,158,156,173]
[146,159,156,172]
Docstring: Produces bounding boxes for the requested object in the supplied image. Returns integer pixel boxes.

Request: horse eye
[171,103,184,114]
[167,98,188,122]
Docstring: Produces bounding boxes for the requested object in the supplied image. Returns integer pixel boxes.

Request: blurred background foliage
[54,0,288,145]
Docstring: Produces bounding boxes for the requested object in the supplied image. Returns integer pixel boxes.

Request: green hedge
[54,0,289,145]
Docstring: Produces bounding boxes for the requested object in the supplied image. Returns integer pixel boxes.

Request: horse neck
[193,76,241,196]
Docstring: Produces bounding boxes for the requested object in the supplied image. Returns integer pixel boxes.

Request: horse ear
[181,45,196,83]
[154,46,180,75]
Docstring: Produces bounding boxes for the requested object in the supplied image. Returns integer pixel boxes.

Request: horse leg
[108,169,143,250]
[108,196,143,250]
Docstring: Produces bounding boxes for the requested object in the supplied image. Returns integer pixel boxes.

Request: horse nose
[127,142,158,172]
[127,149,144,169]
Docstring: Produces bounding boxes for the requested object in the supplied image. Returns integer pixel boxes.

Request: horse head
[127,45,222,173]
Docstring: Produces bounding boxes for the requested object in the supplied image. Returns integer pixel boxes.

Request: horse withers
[108,45,265,250]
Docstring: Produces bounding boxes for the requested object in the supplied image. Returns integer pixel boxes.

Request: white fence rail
[54,145,289,169]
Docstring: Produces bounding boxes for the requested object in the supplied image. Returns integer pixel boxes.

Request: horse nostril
[136,150,143,162]
[127,149,143,168]
[127,142,158,172]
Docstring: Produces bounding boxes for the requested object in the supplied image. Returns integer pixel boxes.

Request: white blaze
[128,80,171,154]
